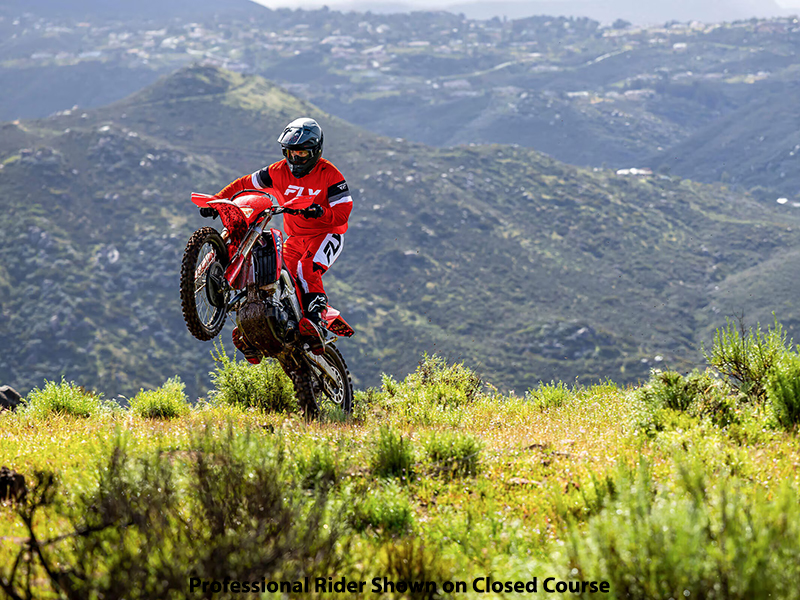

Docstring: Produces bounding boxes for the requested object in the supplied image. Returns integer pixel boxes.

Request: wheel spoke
[195,246,216,280]
[320,357,345,405]
[194,241,221,326]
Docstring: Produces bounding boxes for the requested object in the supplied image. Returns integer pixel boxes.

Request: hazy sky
[252,0,800,8]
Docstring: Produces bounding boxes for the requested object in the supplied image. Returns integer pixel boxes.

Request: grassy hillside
[1,343,800,599]
[2,65,800,401]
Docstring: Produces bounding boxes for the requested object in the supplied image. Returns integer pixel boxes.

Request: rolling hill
[651,78,800,200]
[2,2,800,208]
[2,64,799,400]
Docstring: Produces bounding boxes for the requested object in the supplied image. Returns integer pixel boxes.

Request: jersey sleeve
[216,167,273,198]
[317,170,352,229]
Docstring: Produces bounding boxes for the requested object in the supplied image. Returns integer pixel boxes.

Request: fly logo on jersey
[284,185,322,197]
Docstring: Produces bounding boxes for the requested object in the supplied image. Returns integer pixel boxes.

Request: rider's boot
[232,326,262,365]
[299,293,327,355]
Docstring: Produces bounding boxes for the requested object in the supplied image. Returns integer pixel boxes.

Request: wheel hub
[322,363,345,405]
[205,261,226,307]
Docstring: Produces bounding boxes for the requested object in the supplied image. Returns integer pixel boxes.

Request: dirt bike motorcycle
[180,188,355,417]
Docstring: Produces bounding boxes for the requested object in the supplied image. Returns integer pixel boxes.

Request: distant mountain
[2,65,800,401]
[1,0,263,20]
[2,0,798,205]
[0,64,171,122]
[340,0,789,23]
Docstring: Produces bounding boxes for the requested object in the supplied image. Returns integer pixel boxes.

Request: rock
[0,385,21,411]
[0,466,27,504]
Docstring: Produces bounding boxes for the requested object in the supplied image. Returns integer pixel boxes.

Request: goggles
[287,148,312,160]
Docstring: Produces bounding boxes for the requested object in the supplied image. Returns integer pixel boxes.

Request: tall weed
[370,425,416,481]
[766,354,800,430]
[378,355,482,425]
[632,368,735,431]
[422,430,482,480]
[348,480,415,536]
[394,354,482,408]
[705,318,792,401]
[296,442,341,490]
[525,380,575,410]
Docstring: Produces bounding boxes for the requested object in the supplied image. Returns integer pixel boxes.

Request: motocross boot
[232,327,262,365]
[299,293,327,355]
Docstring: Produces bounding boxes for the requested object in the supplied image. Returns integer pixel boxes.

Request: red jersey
[217,158,352,237]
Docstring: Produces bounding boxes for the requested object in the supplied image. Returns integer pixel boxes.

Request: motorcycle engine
[237,285,291,356]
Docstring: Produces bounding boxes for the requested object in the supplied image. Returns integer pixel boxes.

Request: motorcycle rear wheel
[292,344,353,419]
[180,226,229,341]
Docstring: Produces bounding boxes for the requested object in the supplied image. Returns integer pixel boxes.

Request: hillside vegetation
[2,321,800,599]
[4,5,800,202]
[2,65,800,400]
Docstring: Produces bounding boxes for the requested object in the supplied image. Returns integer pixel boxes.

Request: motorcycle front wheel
[180,226,229,341]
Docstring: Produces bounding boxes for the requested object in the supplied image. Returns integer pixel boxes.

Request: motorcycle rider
[201,117,352,361]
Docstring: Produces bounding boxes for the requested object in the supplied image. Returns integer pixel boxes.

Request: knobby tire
[180,226,228,341]
[291,344,353,420]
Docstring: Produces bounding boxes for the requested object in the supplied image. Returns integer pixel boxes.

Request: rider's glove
[302,204,324,219]
[200,207,219,219]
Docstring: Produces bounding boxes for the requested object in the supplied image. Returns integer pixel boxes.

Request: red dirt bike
[180,188,355,417]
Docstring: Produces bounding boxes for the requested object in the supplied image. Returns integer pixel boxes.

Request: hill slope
[652,79,800,200]
[2,65,800,399]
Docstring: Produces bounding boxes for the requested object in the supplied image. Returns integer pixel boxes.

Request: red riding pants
[282,232,345,296]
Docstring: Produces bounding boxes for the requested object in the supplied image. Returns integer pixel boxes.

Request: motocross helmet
[278,117,324,178]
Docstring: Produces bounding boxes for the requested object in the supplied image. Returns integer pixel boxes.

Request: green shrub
[525,380,575,410]
[652,369,697,411]
[632,368,736,432]
[348,481,414,536]
[297,443,340,490]
[705,318,792,401]
[556,460,800,600]
[376,356,482,425]
[398,354,482,408]
[209,344,297,413]
[422,430,482,479]
[690,388,740,428]
[352,387,386,422]
[23,379,107,418]
[379,539,454,600]
[639,368,724,412]
[381,374,400,397]
[1,426,343,599]
[129,377,190,419]
[766,354,800,430]
[370,425,415,481]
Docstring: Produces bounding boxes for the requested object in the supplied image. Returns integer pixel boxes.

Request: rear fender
[208,199,249,241]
